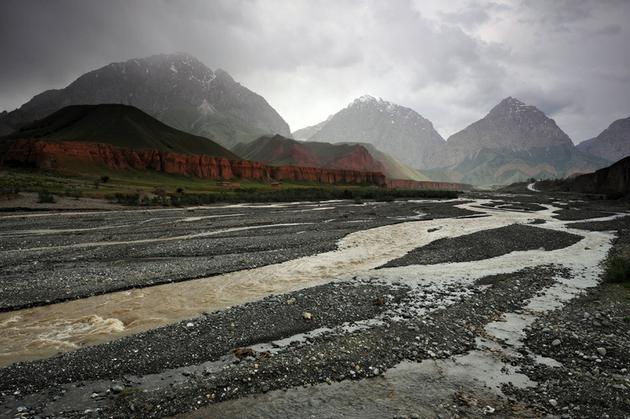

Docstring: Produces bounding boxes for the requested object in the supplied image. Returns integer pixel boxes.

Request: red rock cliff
[0,139,386,186]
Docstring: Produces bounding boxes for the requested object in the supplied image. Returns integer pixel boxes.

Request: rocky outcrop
[0,139,386,186]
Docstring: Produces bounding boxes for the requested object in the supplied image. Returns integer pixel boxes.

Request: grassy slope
[3,104,238,159]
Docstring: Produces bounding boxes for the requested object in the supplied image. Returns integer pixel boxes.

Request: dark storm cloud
[1,0,629,141]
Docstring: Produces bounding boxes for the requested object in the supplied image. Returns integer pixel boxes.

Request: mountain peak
[353,95,379,104]
[349,95,403,114]
[490,96,534,115]
[302,97,444,169]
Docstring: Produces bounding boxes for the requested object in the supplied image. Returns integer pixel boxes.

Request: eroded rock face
[0,139,386,185]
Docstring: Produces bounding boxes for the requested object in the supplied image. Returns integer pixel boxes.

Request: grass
[0,167,460,206]
[36,190,56,203]
[605,256,630,285]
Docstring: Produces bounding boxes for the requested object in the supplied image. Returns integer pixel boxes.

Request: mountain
[292,118,330,140]
[1,106,387,185]
[233,135,385,173]
[347,143,429,181]
[440,97,574,167]
[577,116,630,162]
[425,145,608,186]
[0,53,290,149]
[570,156,630,196]
[431,97,609,185]
[233,135,430,181]
[295,95,445,169]
[2,104,238,158]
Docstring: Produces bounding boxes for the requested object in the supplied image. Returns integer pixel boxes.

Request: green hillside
[4,104,238,159]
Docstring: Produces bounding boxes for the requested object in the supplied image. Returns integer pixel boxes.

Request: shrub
[100,175,110,183]
[107,193,140,206]
[64,189,83,199]
[37,190,56,203]
[604,256,630,284]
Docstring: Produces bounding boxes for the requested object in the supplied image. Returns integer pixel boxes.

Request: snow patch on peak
[356,94,378,103]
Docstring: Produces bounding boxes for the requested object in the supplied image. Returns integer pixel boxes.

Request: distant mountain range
[293,95,445,170]
[293,96,610,185]
[234,134,429,181]
[0,53,290,149]
[3,103,237,158]
[1,52,626,187]
[577,116,630,162]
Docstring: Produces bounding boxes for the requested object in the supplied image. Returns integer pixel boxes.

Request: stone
[551,339,561,347]
[302,311,313,321]
[110,384,125,394]
[596,347,606,356]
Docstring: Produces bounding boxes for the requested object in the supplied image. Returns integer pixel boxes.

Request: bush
[106,193,140,206]
[37,190,56,203]
[64,189,83,199]
[100,175,110,183]
[604,256,630,283]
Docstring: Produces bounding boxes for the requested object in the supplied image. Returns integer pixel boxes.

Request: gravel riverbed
[0,193,628,418]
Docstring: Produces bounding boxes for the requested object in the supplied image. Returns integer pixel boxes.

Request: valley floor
[0,193,628,418]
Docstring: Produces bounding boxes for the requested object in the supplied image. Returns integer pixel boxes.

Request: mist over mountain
[577,116,630,163]
[233,134,429,181]
[0,53,290,148]
[294,96,445,170]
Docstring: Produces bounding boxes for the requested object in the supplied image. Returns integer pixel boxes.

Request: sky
[1,0,629,142]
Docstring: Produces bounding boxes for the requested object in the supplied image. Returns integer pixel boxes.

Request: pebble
[596,347,606,356]
[551,339,561,347]
[110,384,125,394]
[302,311,313,321]
[286,297,297,305]
[549,399,558,407]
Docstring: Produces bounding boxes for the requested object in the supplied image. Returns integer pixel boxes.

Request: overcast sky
[1,0,629,142]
